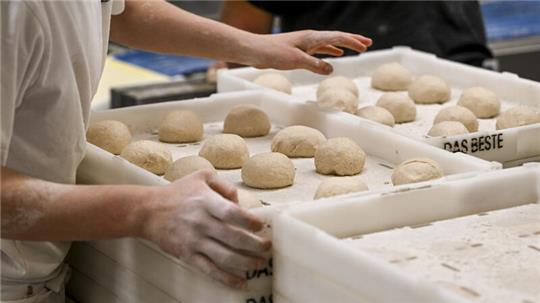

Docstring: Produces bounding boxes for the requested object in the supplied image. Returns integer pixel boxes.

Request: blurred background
[100,0,540,110]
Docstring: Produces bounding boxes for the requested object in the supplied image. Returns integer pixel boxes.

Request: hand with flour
[141,170,270,288]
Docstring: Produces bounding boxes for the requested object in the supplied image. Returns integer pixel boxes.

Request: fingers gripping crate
[273,163,540,303]
[71,90,498,303]
[217,47,540,166]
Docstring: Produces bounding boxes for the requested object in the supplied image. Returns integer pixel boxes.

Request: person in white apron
[0,1,372,302]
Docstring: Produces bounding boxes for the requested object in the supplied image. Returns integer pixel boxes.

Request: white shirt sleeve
[1,1,45,165]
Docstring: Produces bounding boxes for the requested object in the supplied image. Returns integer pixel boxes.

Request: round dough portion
[271,125,326,158]
[223,104,271,137]
[87,120,131,155]
[120,140,172,175]
[317,88,358,114]
[408,75,451,104]
[428,121,469,137]
[315,137,366,176]
[314,177,368,200]
[316,76,358,98]
[496,106,540,130]
[434,105,479,132]
[356,106,395,127]
[158,110,203,143]
[458,86,500,118]
[376,92,416,123]
[199,134,249,169]
[391,158,443,186]
[241,152,295,189]
[164,155,216,181]
[237,189,263,209]
[253,73,292,94]
[371,62,413,91]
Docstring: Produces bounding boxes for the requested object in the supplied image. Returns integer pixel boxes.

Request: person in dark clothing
[220,1,493,67]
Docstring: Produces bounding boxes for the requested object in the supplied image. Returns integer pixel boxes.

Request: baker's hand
[248,30,372,75]
[141,170,270,289]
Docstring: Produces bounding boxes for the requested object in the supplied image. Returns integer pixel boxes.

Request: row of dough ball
[250,68,540,134]
[89,117,444,201]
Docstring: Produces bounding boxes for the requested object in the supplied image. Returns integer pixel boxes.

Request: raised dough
[408,75,451,104]
[86,120,131,155]
[496,106,540,130]
[253,73,292,94]
[120,140,172,175]
[241,152,295,189]
[316,76,359,98]
[237,189,264,209]
[271,125,326,158]
[315,137,366,176]
[434,105,479,132]
[391,158,443,186]
[317,88,359,114]
[158,110,203,143]
[458,86,500,118]
[199,134,249,169]
[223,104,271,137]
[428,121,469,137]
[164,155,216,182]
[376,92,416,123]
[356,106,395,127]
[371,62,413,91]
[314,177,368,199]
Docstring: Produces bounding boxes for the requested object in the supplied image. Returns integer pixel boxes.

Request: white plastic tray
[218,47,540,165]
[273,163,540,303]
[71,90,499,303]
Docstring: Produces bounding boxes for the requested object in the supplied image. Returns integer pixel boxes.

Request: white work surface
[346,203,540,303]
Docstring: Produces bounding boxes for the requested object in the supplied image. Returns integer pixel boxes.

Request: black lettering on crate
[442,133,504,154]
[246,258,273,280]
[246,294,272,303]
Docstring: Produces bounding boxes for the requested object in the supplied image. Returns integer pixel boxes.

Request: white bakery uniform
[1,0,124,301]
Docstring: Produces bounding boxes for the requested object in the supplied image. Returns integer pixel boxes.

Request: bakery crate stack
[70,47,539,303]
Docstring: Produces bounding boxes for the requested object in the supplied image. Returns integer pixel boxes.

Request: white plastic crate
[273,163,540,303]
[71,90,499,303]
[218,47,540,165]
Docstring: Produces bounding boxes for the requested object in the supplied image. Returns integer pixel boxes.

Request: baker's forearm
[1,167,148,241]
[110,0,256,65]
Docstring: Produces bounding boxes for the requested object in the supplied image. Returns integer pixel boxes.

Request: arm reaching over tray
[110,0,372,74]
[1,167,270,289]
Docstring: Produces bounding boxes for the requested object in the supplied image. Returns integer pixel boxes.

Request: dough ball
[271,125,326,158]
[496,106,540,130]
[223,104,271,137]
[241,152,295,189]
[314,177,368,200]
[317,88,359,114]
[158,110,203,143]
[376,92,417,123]
[371,62,413,91]
[164,155,215,182]
[316,76,358,98]
[356,106,395,127]
[408,75,451,104]
[434,105,479,132]
[199,134,249,169]
[428,121,469,137]
[120,140,172,175]
[253,73,292,94]
[86,120,131,155]
[237,189,263,209]
[458,86,500,118]
[315,137,366,176]
[391,158,443,186]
